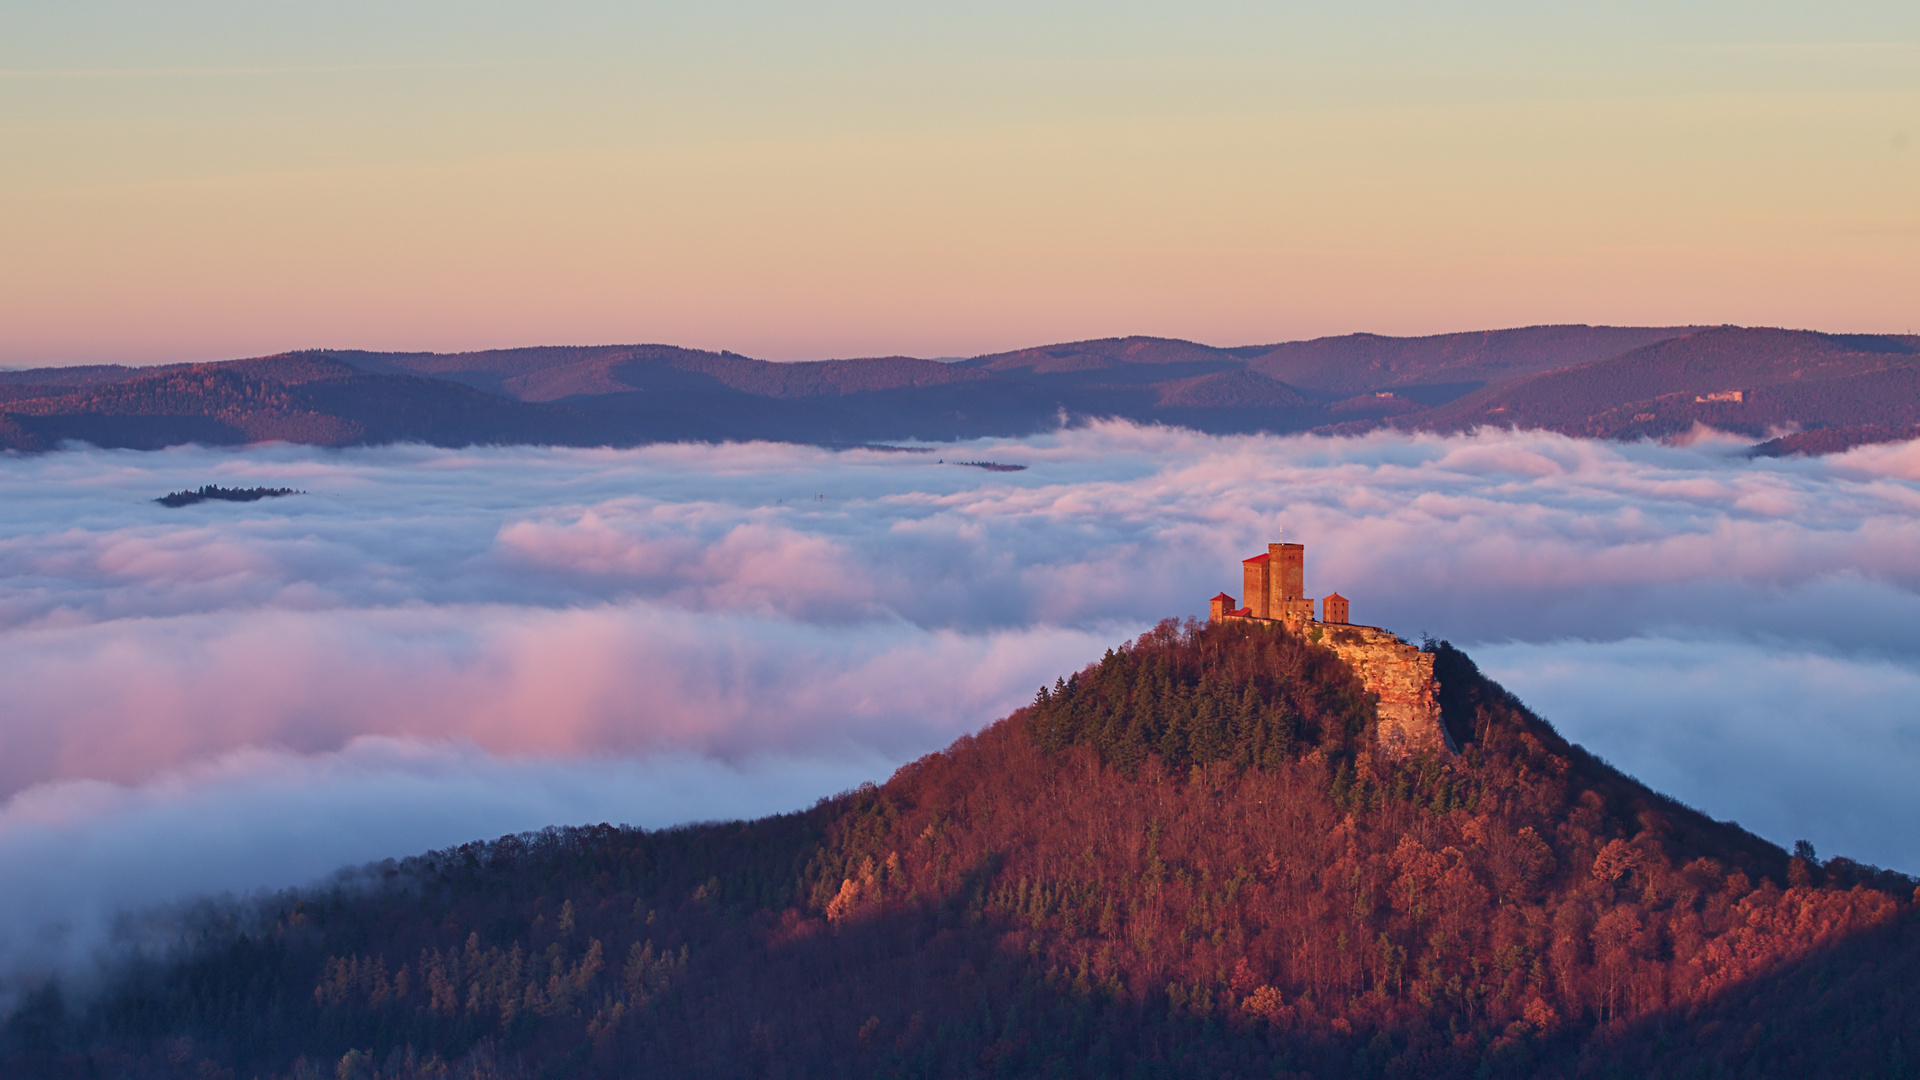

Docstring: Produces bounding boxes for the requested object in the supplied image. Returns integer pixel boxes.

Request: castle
[1208,541,1346,630]
[1208,535,1452,756]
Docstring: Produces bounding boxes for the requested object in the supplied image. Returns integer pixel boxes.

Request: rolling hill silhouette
[3,325,1917,453]
[1418,328,1920,442]
[1237,325,1700,401]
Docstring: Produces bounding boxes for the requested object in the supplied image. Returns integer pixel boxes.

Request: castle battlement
[1209,534,1453,756]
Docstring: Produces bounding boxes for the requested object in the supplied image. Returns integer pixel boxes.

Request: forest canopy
[4,619,1915,1079]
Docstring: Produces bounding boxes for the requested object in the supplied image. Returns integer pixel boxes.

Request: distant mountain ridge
[1418,328,1920,442]
[1239,325,1701,399]
[4,324,1917,454]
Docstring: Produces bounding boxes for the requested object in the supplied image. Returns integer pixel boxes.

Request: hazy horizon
[4,2,1916,366]
[0,319,1890,372]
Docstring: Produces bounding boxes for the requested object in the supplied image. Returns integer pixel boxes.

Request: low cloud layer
[0,739,895,992]
[0,603,1114,796]
[1479,637,1920,871]
[2,425,1918,997]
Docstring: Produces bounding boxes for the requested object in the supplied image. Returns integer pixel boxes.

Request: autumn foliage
[4,620,1915,1078]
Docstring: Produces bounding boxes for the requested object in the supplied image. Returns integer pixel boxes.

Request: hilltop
[5,325,1919,454]
[4,618,1913,1079]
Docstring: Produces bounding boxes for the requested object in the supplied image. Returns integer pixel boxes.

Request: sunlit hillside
[7,620,1913,1079]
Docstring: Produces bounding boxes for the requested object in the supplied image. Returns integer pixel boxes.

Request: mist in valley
[3,423,1918,999]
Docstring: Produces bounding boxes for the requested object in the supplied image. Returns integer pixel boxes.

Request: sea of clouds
[3,423,1919,999]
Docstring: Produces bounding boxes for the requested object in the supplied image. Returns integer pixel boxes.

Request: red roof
[1325,591,1347,601]
[1210,592,1234,601]
[1242,553,1270,564]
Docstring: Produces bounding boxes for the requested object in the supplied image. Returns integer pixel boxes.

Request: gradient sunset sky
[3,1,1915,365]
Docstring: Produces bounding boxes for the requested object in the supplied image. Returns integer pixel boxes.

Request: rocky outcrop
[1315,624,1452,756]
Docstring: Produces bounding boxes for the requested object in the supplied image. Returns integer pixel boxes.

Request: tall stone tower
[1241,552,1271,619]
[1243,541,1308,623]
[1270,542,1304,605]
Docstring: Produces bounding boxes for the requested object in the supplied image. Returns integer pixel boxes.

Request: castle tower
[1241,553,1271,619]
[1323,592,1349,625]
[1209,592,1236,622]
[1270,542,1310,624]
[1269,542,1304,604]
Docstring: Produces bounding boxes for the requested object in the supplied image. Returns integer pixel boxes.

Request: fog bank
[3,425,1917,999]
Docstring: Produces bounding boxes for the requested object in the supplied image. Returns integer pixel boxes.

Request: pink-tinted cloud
[497,512,879,620]
[2,426,1919,1000]
[0,602,1117,798]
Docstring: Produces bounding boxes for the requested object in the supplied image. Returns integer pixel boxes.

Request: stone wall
[1316,624,1453,756]
[1276,597,1314,631]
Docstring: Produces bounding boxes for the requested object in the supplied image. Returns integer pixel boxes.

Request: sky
[2,1,1917,365]
[3,425,1919,1002]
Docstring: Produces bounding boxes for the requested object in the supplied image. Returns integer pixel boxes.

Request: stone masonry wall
[1316,624,1453,756]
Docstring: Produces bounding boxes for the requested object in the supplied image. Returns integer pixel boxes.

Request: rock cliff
[1315,624,1452,755]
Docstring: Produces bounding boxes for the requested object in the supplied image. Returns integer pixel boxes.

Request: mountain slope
[1418,328,1920,440]
[0,354,721,450]
[6,619,1912,1079]
[1239,325,1699,401]
[343,345,987,402]
[962,336,1245,378]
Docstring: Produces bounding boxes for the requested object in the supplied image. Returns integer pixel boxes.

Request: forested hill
[6,621,1917,1079]
[6,326,1919,454]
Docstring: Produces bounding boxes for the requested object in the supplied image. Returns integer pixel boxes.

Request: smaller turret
[1323,592,1349,625]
